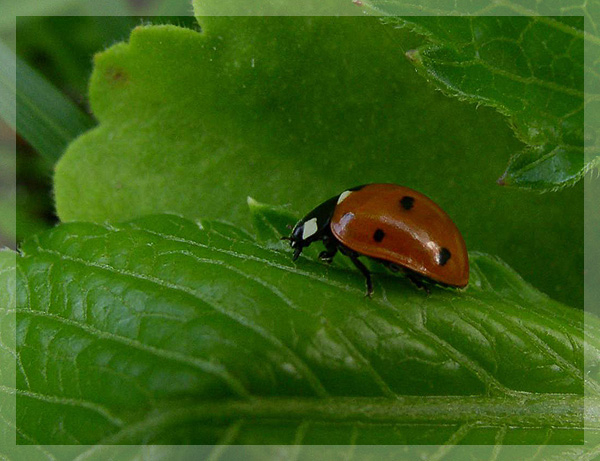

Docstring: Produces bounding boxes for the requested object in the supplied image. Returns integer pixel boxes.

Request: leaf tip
[247,196,259,207]
[405,49,421,64]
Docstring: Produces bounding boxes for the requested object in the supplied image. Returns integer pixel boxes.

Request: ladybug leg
[280,235,304,261]
[338,245,373,296]
[348,254,373,297]
[405,270,431,294]
[318,236,338,264]
[319,250,337,263]
[385,262,401,273]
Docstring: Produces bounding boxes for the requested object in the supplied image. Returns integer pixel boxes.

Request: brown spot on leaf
[497,172,507,186]
[405,50,420,63]
[105,67,129,85]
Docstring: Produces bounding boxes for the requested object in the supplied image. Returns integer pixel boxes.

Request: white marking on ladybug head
[302,217,318,240]
[337,190,353,204]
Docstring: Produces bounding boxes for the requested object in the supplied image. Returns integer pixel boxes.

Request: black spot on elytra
[400,196,414,210]
[438,247,451,266]
[373,229,385,242]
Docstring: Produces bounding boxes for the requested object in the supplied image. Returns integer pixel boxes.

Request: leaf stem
[97,395,594,444]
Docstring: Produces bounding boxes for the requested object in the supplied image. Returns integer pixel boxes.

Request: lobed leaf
[2,213,598,446]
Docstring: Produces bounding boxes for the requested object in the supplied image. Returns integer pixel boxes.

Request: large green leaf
[53,17,583,307]
[3,212,599,447]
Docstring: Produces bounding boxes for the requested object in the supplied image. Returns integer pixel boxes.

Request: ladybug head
[281,194,339,262]
[282,221,307,261]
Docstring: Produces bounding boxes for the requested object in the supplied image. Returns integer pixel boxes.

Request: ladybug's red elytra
[283,183,469,296]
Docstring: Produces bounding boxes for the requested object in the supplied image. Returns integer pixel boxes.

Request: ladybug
[283,183,469,296]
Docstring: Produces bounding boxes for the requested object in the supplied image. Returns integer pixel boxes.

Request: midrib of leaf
[498,4,598,45]
[420,53,584,98]
[90,395,593,445]
[5,385,592,441]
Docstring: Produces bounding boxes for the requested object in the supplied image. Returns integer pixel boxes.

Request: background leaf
[4,213,598,446]
[52,17,583,307]
[387,16,591,190]
[0,40,94,165]
[352,3,600,191]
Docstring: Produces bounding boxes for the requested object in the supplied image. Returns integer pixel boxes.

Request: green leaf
[0,40,94,165]
[4,213,599,446]
[16,53,94,165]
[372,15,596,190]
[53,17,584,307]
